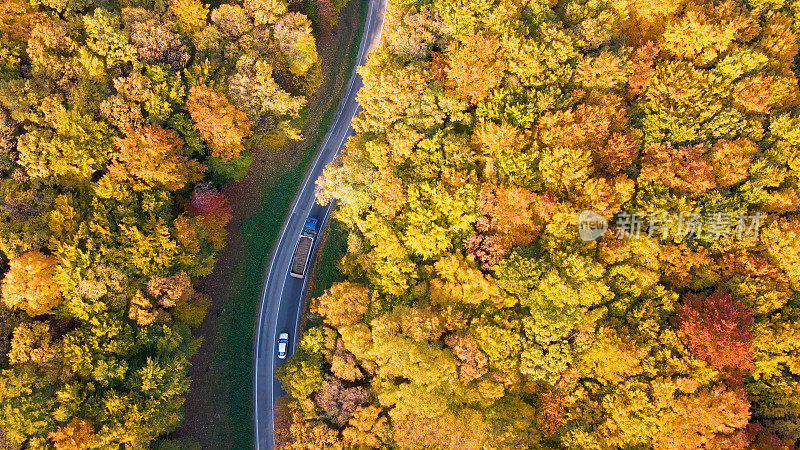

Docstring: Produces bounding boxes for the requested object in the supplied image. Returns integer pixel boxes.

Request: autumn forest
[276,0,800,448]
[1,0,800,447]
[0,0,329,446]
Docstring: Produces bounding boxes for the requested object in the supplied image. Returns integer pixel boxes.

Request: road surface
[252,1,384,448]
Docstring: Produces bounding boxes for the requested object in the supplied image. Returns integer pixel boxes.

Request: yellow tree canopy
[1,250,61,316]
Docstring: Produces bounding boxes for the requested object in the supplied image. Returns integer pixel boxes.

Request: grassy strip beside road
[307,217,348,301]
[176,1,368,447]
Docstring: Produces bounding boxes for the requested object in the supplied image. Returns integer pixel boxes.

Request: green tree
[16,100,114,184]
[82,8,137,67]
[273,12,319,75]
[0,365,58,444]
[227,54,305,136]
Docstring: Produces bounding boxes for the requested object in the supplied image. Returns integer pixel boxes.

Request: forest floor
[171,1,368,447]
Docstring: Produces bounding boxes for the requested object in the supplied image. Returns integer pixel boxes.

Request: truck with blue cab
[289,217,319,278]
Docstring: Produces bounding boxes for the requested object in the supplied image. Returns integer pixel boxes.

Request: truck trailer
[290,217,319,278]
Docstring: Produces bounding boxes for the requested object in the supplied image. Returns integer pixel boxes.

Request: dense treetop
[277,0,800,448]
[0,0,321,446]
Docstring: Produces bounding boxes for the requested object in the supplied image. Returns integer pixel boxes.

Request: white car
[277,333,289,359]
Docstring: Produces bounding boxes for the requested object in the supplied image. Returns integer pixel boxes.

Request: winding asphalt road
[252,1,385,448]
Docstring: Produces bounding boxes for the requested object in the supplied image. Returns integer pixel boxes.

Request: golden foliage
[1,251,61,316]
[48,418,95,450]
[169,0,209,34]
[109,125,205,191]
[441,33,506,104]
[186,84,252,161]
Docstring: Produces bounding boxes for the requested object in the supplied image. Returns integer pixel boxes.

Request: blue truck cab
[303,217,319,236]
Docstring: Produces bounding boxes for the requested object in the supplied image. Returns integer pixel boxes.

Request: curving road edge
[253,1,385,448]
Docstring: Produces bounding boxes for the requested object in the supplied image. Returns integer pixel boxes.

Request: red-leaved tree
[537,389,565,437]
[678,291,754,372]
[190,186,232,219]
